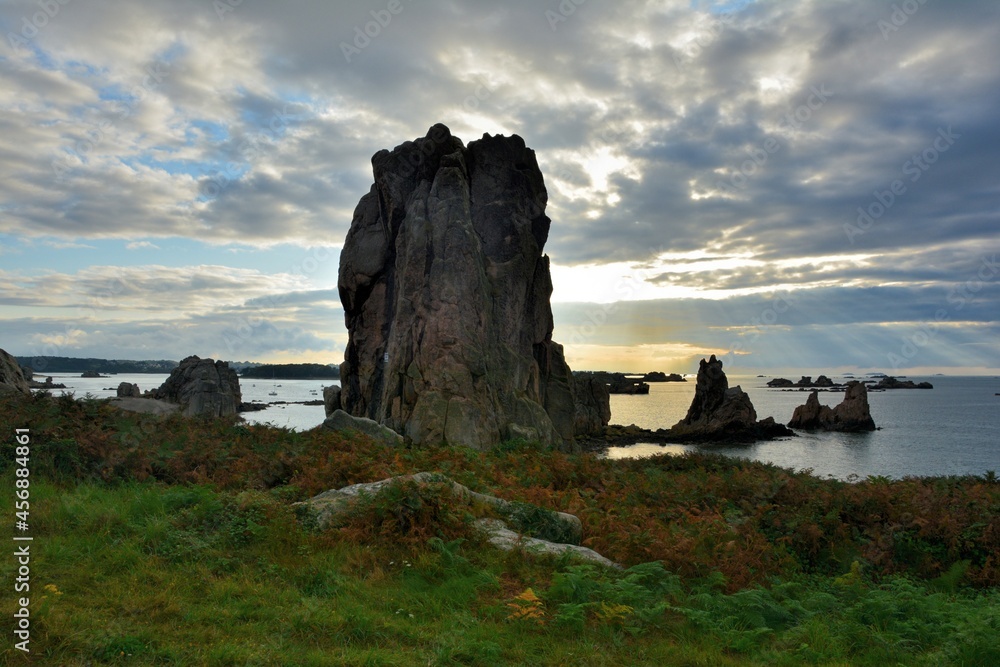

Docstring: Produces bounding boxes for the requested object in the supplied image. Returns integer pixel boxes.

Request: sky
[1,0,998,376]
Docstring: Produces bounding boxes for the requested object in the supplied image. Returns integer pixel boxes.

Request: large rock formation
[337,124,610,450]
[116,382,141,398]
[151,355,241,417]
[788,382,877,432]
[0,348,31,395]
[671,355,792,441]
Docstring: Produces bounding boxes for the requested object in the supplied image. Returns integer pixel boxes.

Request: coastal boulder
[321,409,403,447]
[671,355,792,441]
[787,382,876,432]
[0,348,31,395]
[116,382,141,398]
[152,356,241,417]
[337,124,610,450]
[294,472,616,565]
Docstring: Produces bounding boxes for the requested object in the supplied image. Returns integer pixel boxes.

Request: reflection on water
[603,443,693,460]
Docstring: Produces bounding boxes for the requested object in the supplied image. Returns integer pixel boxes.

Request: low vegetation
[1,391,998,665]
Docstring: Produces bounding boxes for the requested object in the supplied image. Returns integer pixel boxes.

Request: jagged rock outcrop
[671,355,792,441]
[0,348,31,395]
[116,382,141,398]
[151,355,241,417]
[767,377,794,387]
[337,124,610,450]
[788,382,877,432]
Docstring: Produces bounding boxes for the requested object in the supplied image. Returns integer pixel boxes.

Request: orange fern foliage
[3,391,1000,590]
[506,588,546,622]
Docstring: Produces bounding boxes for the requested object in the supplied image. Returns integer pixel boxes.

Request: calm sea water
[36,373,1000,480]
[605,375,1000,480]
[37,372,330,432]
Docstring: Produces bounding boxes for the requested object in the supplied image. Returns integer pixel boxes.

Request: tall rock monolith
[337,124,609,450]
[671,355,792,441]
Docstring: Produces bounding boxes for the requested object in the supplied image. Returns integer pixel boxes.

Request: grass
[1,391,998,665]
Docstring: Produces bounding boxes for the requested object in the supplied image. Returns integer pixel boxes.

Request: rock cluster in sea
[768,375,836,388]
[787,382,877,432]
[337,124,610,450]
[872,376,933,390]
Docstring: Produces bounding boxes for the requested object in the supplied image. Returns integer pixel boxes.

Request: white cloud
[0,0,998,367]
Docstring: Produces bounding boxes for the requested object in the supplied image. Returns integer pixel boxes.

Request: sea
[32,373,1000,481]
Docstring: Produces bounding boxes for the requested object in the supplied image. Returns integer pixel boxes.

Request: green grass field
[1,391,998,665]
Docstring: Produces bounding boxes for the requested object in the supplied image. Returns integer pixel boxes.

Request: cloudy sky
[1,0,998,375]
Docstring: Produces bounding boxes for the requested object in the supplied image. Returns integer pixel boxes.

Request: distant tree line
[17,356,179,374]
[241,363,340,379]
